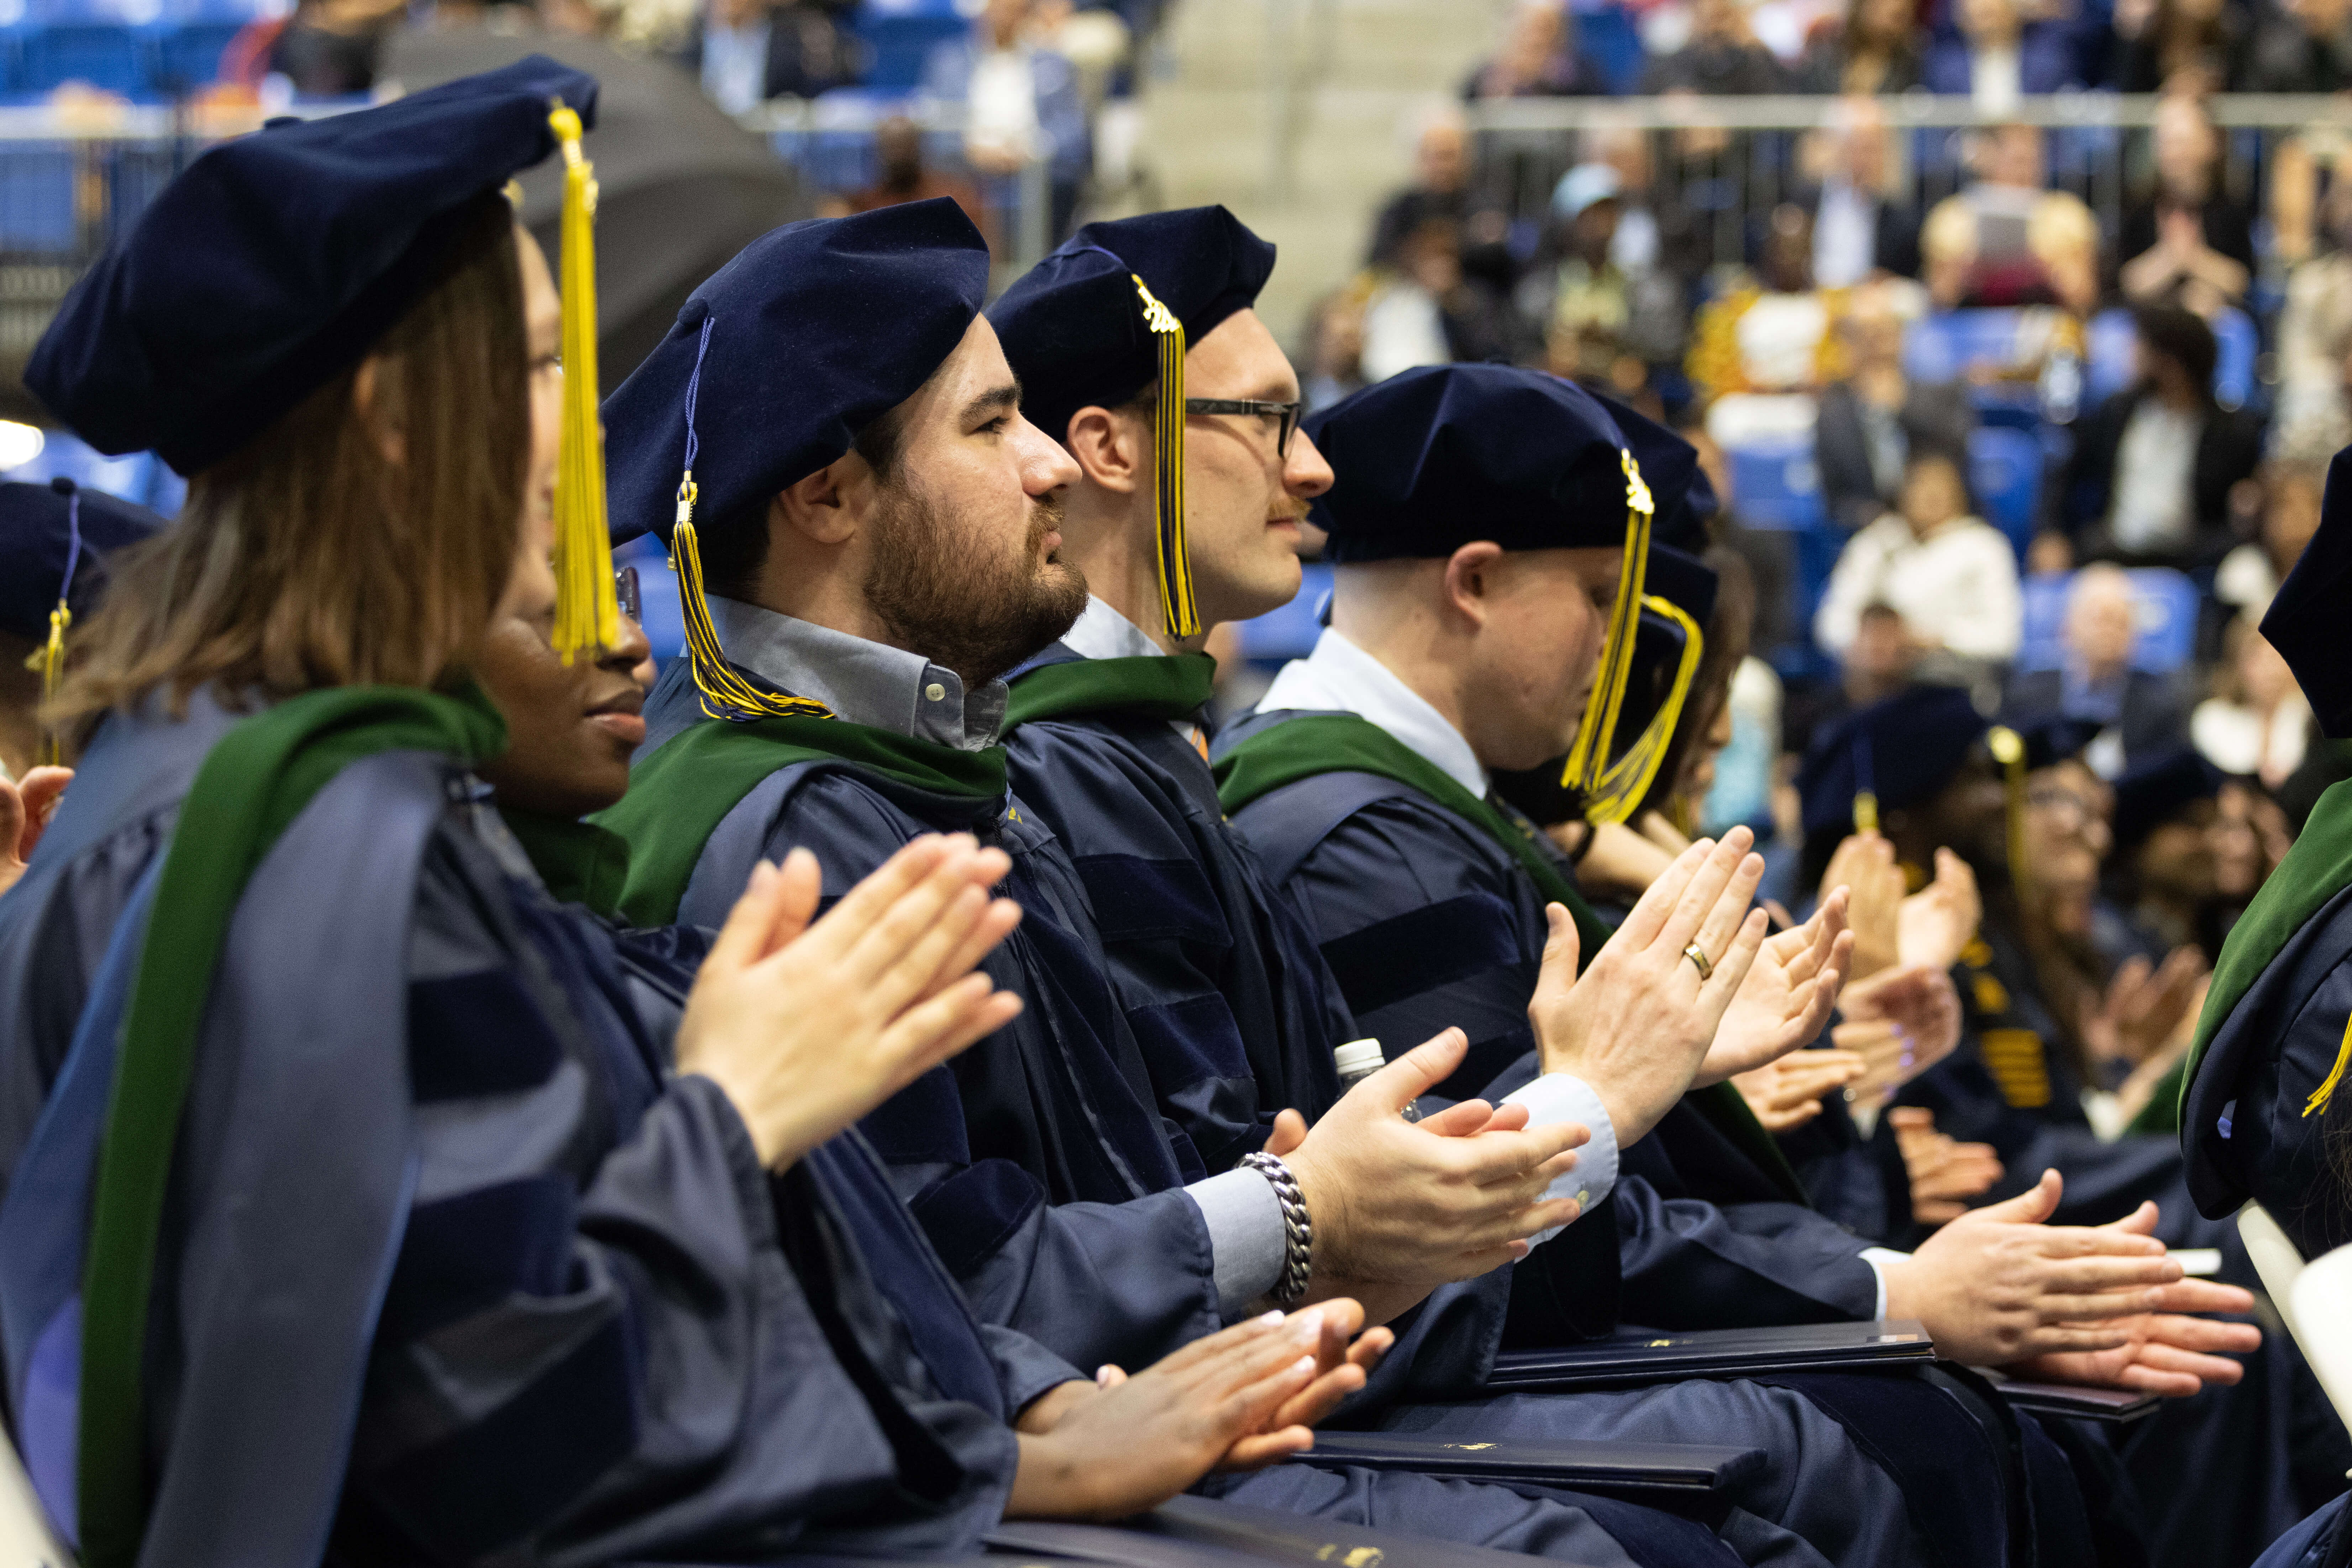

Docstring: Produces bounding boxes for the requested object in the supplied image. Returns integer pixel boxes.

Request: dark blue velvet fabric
[0,480,165,644]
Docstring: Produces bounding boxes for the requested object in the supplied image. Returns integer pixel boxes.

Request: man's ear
[1063,405,1142,494]
[772,450,867,546]
[1439,541,1506,630]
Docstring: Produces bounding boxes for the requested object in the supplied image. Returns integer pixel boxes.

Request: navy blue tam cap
[2264,445,2352,739]
[27,57,598,478]
[988,205,1276,448]
[603,198,991,547]
[1304,365,1660,562]
[1596,390,1715,553]
[0,478,165,643]
[1797,685,1987,840]
[2110,747,2221,851]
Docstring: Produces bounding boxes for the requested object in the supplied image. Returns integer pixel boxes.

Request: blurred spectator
[1643,0,1796,92]
[1462,0,1614,98]
[1365,109,1517,290]
[1793,98,1921,285]
[2057,304,2263,566]
[2111,0,2244,92]
[2238,0,2352,92]
[1815,450,2024,663]
[1582,120,1712,294]
[1921,124,2101,312]
[2097,748,2223,966]
[1687,205,1849,401]
[1359,219,1526,381]
[1923,0,2079,110]
[1522,163,1686,394]
[826,116,998,256]
[2117,96,2253,307]
[246,0,407,95]
[1816,282,1976,532]
[1783,601,1924,755]
[1302,287,1371,411]
[2269,138,2352,437]
[924,0,1090,234]
[2192,616,2312,787]
[1797,0,1926,93]
[2216,456,2327,619]
[680,0,860,112]
[2006,563,2194,774]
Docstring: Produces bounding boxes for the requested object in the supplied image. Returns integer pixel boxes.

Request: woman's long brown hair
[46,193,527,742]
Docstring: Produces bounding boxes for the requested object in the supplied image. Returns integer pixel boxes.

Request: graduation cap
[2110,746,2222,852]
[2006,712,2104,773]
[987,206,1277,640]
[1797,686,1988,841]
[1595,390,1717,554]
[2263,445,2352,738]
[602,198,991,723]
[0,478,166,766]
[1303,363,1664,818]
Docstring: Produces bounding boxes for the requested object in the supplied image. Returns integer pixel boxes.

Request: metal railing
[1466,91,2352,275]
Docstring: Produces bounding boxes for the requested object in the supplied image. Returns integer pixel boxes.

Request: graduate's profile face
[475,587,654,818]
[1456,545,1620,772]
[857,314,1087,683]
[1176,309,1332,627]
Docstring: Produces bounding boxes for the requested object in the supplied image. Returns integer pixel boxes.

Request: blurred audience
[1816,281,1977,531]
[1798,0,1925,92]
[1688,204,1846,400]
[2238,0,2352,92]
[1643,0,1796,91]
[1793,98,1920,286]
[1463,0,1615,98]
[1923,0,2079,110]
[923,0,1090,234]
[2111,0,2244,93]
[2117,96,2253,308]
[2007,564,2194,776]
[1815,449,2025,664]
[1366,109,1517,288]
[248,0,406,95]
[2215,456,2326,620]
[679,0,859,110]
[2192,617,2312,787]
[824,115,997,255]
[1921,124,2101,313]
[2057,304,2264,567]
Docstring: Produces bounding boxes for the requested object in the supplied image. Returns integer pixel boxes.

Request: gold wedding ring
[1682,943,1713,981]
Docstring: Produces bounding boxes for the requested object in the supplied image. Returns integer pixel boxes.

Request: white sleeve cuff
[1183,1166,1287,1317]
[1497,1073,1617,1247]
[1859,1247,1911,1320]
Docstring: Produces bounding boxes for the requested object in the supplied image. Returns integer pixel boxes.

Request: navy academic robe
[0,691,1031,1566]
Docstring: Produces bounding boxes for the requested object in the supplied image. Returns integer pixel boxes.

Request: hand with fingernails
[1698,885,1855,1086]
[1733,1048,1868,1133]
[1835,964,1962,1105]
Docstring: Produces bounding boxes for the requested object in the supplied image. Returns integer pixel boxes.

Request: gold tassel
[1559,449,1655,801]
[673,500,832,723]
[22,600,66,765]
[1580,594,1702,825]
[547,103,619,666]
[1986,724,2031,902]
[1130,274,1198,640]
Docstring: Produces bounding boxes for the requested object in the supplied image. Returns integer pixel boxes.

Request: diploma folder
[989,1493,1609,1568]
[1281,1430,1765,1501]
[1483,1320,1936,1391]
[1973,1371,2163,1424]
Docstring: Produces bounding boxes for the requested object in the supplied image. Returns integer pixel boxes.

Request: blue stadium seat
[1967,424,2041,555]
[149,16,240,87]
[1904,309,2026,387]
[1723,435,1824,531]
[2211,306,2256,410]
[615,533,684,665]
[1232,562,1329,664]
[2084,306,2135,408]
[1569,0,1644,94]
[0,143,75,252]
[19,21,145,93]
[2015,567,2199,674]
[851,0,964,91]
[2083,304,2259,411]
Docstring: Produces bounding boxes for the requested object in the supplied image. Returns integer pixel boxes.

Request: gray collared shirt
[705,595,1007,751]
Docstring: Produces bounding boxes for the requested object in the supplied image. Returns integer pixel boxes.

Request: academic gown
[0,689,1036,1566]
[608,656,1756,1568]
[1214,708,2106,1568]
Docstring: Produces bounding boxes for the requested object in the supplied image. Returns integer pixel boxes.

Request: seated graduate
[0,479,166,895]
[0,62,1403,1568]
[971,209,2027,1568]
[593,200,1761,1568]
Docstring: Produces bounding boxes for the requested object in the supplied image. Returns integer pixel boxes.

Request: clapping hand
[1819,834,1905,982]
[2083,947,2208,1071]
[1896,849,1981,971]
[2009,1278,2261,1396]
[1889,1106,2003,1224]
[1834,965,1963,1106]
[1699,888,1854,1085]
[1734,1049,1867,1133]
[0,764,69,900]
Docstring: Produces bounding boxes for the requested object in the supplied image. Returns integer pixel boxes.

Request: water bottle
[1333,1038,1421,1122]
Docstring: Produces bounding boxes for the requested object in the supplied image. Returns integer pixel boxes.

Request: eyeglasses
[1184,398,1303,458]
[614,564,641,622]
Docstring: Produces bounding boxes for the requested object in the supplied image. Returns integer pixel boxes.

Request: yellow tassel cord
[22,601,66,765]
[673,507,832,723]
[1580,595,1703,826]
[1131,274,1199,640]
[2305,1013,2352,1119]
[547,104,619,666]
[1559,449,1655,801]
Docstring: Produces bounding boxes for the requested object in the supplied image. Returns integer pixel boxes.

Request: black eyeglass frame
[1183,398,1303,458]
[614,564,641,622]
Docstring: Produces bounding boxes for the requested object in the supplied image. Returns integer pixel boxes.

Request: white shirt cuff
[1183,1166,1287,1317]
[1859,1247,1911,1319]
[1498,1073,1618,1247]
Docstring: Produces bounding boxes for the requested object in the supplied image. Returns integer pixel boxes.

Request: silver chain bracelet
[1239,1151,1314,1308]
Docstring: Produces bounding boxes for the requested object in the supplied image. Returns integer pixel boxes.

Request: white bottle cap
[1333,1039,1386,1078]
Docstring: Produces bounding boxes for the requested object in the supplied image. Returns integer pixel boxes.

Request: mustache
[1027,493,1065,551]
